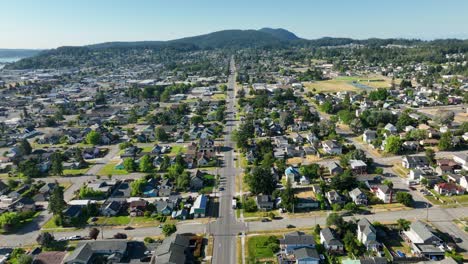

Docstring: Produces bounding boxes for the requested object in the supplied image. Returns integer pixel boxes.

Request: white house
[363,130,377,144]
[321,140,342,155]
[375,185,395,203]
[453,153,468,170]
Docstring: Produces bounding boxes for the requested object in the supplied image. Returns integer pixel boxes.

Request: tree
[131,178,146,196]
[155,127,169,141]
[281,178,295,212]
[344,202,358,212]
[123,158,137,172]
[48,184,65,217]
[326,213,344,227]
[383,179,394,189]
[18,159,40,178]
[299,164,320,180]
[314,224,321,235]
[86,131,101,145]
[425,148,435,165]
[50,152,63,176]
[438,132,452,151]
[89,227,100,240]
[396,218,411,231]
[244,166,276,195]
[162,223,176,237]
[139,155,153,172]
[0,212,20,231]
[18,139,32,155]
[343,231,362,256]
[396,192,414,207]
[191,115,204,125]
[36,232,55,247]
[17,254,33,264]
[79,187,104,199]
[243,197,258,212]
[384,135,402,154]
[175,171,191,191]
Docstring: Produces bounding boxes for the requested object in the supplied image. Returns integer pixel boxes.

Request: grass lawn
[169,145,187,155]
[130,216,162,227]
[97,161,129,176]
[247,235,280,260]
[212,93,226,100]
[92,216,131,226]
[304,79,359,93]
[428,190,468,205]
[63,167,89,176]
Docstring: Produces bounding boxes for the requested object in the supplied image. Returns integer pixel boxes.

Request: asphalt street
[210,57,244,264]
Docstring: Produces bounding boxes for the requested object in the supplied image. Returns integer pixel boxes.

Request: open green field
[247,235,280,260]
[169,145,187,155]
[92,216,131,226]
[304,74,398,94]
[428,190,468,205]
[97,161,129,176]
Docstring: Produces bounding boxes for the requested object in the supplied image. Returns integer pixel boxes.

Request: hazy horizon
[1,0,468,49]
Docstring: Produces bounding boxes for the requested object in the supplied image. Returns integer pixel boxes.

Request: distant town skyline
[2,0,468,49]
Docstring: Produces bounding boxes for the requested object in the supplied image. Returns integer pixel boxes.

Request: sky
[1,0,468,49]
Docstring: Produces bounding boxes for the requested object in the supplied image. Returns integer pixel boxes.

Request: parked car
[68,235,82,241]
[286,224,295,228]
[261,218,271,222]
[124,226,134,230]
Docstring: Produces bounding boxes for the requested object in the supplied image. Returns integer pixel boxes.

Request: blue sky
[1,0,468,49]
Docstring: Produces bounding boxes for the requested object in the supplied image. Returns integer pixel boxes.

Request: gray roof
[155,234,191,264]
[321,227,343,246]
[65,240,128,263]
[358,218,376,237]
[410,221,438,242]
[294,247,319,260]
[280,231,315,246]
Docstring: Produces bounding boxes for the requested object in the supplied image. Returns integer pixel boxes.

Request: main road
[209,57,245,264]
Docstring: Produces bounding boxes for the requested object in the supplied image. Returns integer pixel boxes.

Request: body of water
[0,57,22,63]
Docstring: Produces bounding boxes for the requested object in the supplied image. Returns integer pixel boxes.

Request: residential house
[155,199,174,216]
[256,195,274,210]
[190,194,207,218]
[384,123,397,134]
[357,218,380,251]
[374,185,395,204]
[349,160,367,174]
[363,130,377,144]
[460,176,468,191]
[453,153,468,170]
[402,156,429,169]
[64,240,129,264]
[285,166,300,183]
[292,247,320,264]
[349,188,368,205]
[154,234,195,264]
[33,251,67,264]
[434,183,464,196]
[62,205,83,225]
[322,140,342,155]
[327,162,343,175]
[190,170,205,191]
[320,228,344,252]
[295,198,319,210]
[326,190,344,205]
[101,201,122,217]
[279,231,315,254]
[129,200,147,217]
[403,221,444,259]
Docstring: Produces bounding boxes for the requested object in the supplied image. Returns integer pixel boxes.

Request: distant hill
[259,28,300,41]
[5,28,468,70]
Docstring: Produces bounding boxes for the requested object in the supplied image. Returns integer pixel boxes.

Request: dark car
[124,226,134,230]
[261,218,271,222]
[286,224,295,228]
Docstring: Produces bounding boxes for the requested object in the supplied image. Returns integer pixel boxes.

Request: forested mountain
[5,28,468,70]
